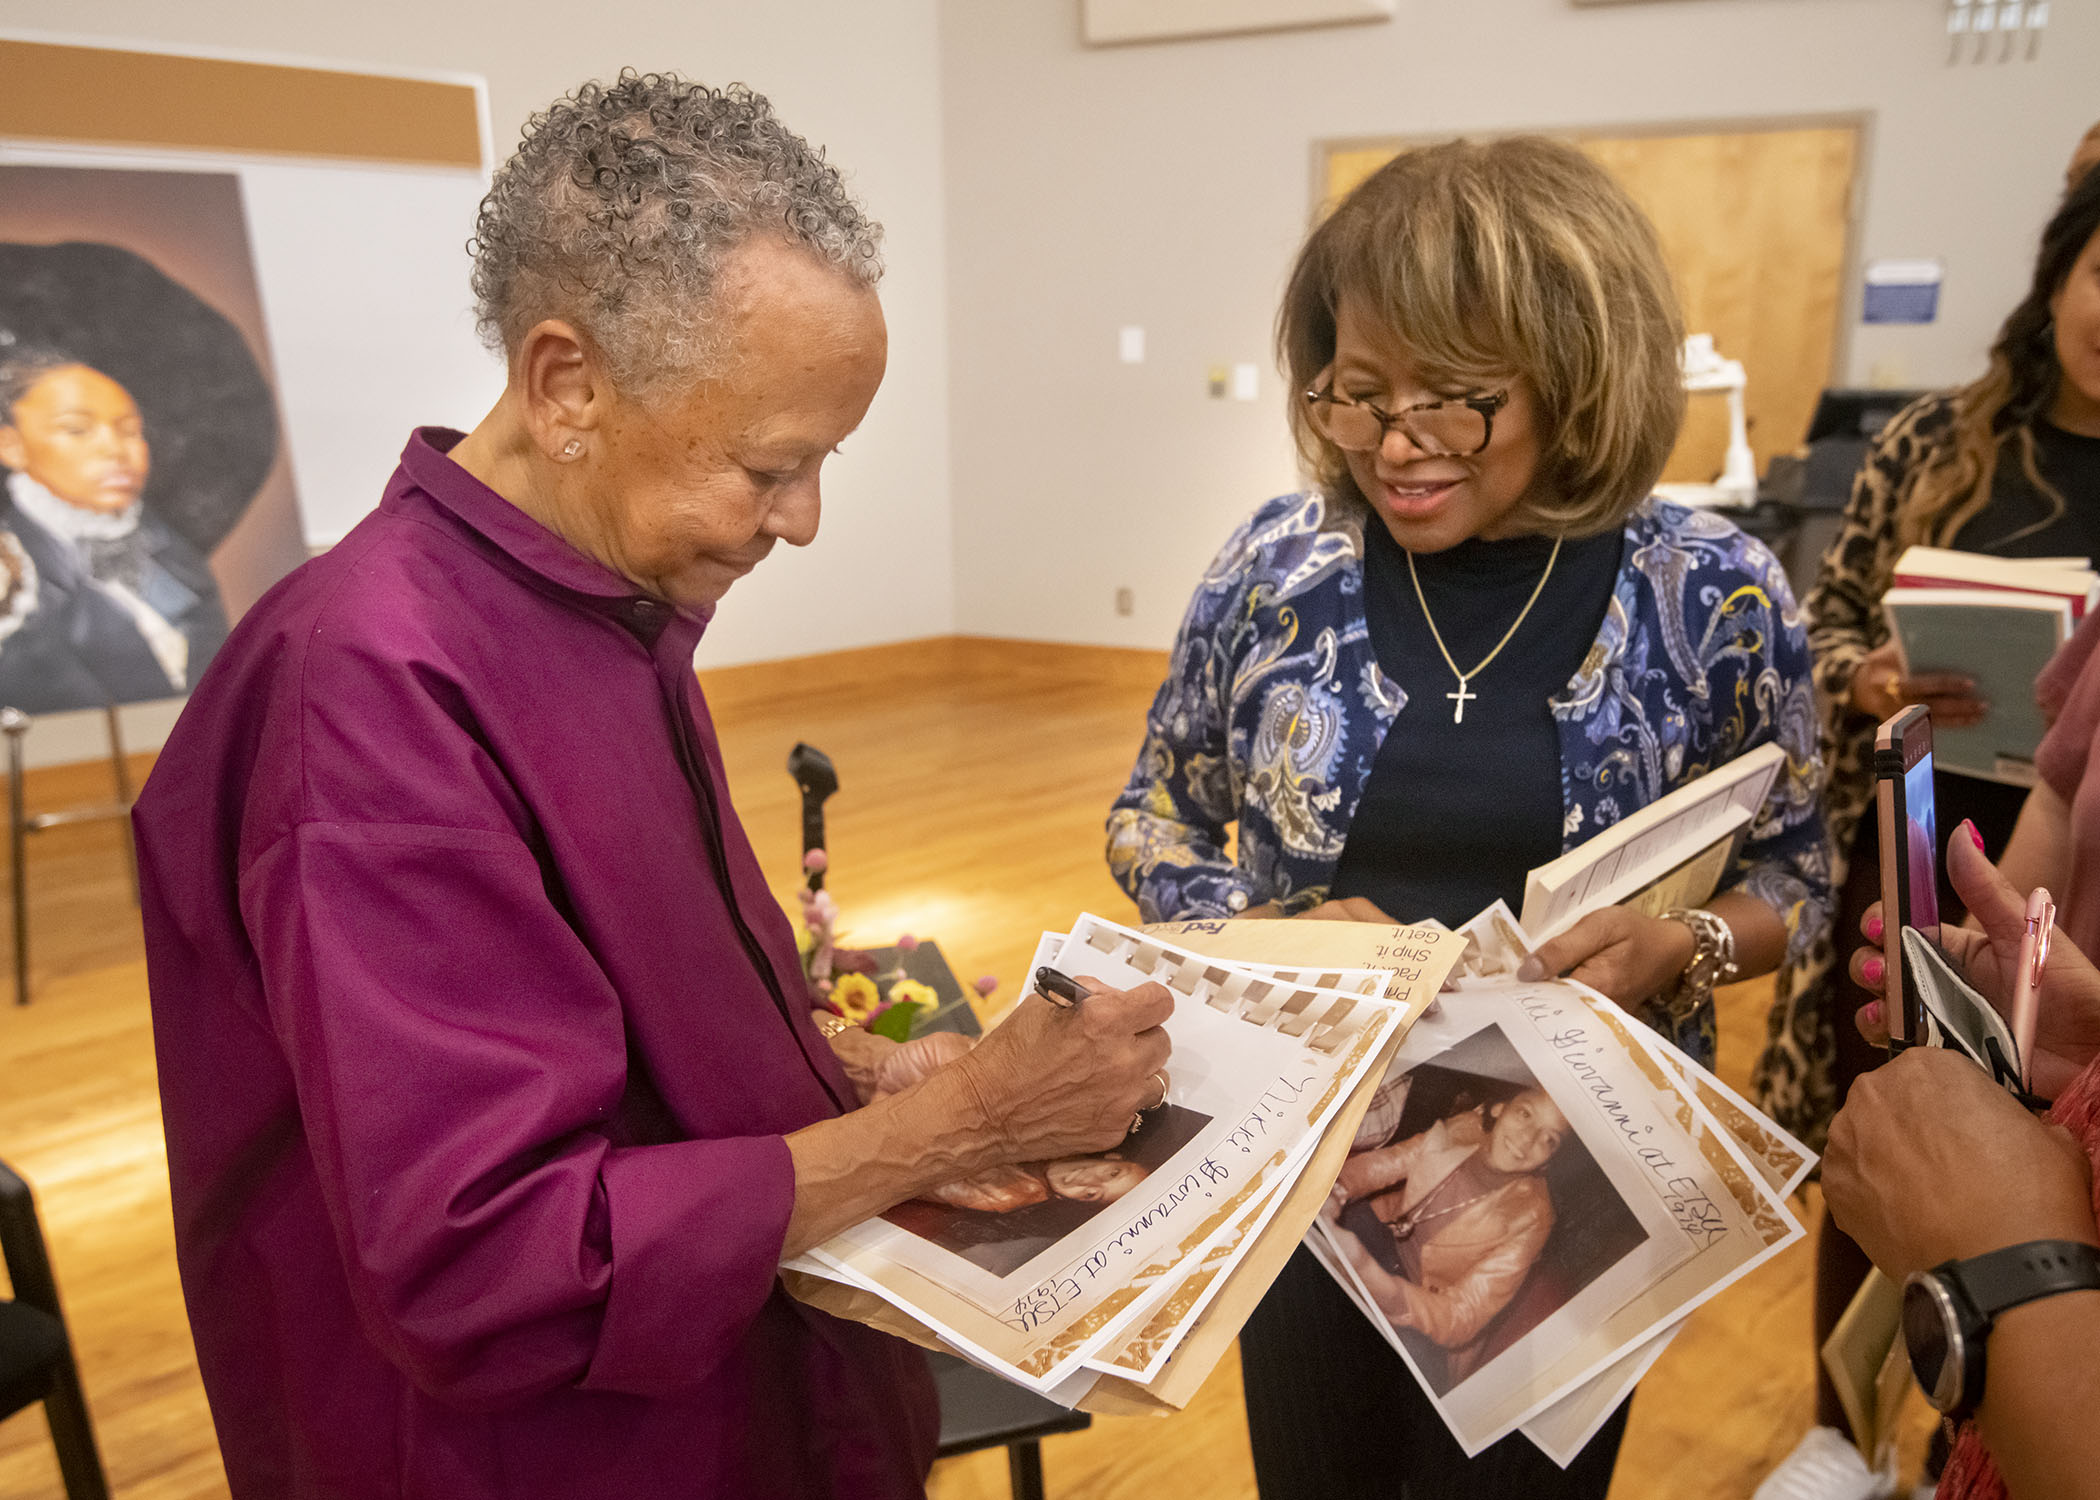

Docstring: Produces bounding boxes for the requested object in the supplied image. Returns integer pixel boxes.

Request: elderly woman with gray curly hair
[133,73,1170,1500]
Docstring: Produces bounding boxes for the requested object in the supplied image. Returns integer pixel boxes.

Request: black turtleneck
[1950,419,2100,558]
[1327,516,1623,928]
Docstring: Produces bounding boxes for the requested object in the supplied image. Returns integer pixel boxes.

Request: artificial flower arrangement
[797,848,995,1041]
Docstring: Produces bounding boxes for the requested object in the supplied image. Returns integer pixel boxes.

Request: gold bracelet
[812,1011,853,1039]
[1654,907,1739,1025]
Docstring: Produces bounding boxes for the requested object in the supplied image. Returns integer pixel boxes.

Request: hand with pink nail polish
[1848,826,2100,1093]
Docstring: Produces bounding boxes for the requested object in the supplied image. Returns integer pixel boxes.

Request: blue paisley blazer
[1107,491,1831,1014]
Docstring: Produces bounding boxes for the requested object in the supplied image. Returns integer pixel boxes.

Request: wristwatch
[1903,1239,2100,1418]
[1656,907,1738,1023]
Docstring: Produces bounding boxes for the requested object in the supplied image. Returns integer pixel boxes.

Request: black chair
[932,1351,1091,1500]
[0,1157,109,1500]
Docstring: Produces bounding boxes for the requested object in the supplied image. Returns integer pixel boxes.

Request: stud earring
[561,438,584,459]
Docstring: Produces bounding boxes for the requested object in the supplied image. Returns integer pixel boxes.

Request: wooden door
[1321,124,1861,485]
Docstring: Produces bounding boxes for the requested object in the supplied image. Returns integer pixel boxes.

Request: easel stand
[2,706,140,1007]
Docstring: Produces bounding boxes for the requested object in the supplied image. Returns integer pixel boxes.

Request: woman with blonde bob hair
[1108,137,1829,1497]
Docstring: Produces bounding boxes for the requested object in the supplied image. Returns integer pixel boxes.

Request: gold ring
[1146,1070,1170,1111]
[1884,670,1905,704]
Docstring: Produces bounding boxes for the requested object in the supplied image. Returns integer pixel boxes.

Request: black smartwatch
[1902,1239,2100,1418]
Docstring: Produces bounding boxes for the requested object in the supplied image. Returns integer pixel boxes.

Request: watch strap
[1946,1239,2100,1321]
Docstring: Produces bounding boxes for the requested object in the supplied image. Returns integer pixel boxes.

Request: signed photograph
[794,915,1411,1398]
[1312,979,1810,1457]
[882,1103,1214,1277]
[0,164,306,715]
[1319,1023,1649,1396]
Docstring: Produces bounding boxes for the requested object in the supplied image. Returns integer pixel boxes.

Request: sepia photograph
[1452,900,1534,982]
[881,1102,1214,1277]
[1319,1022,1650,1397]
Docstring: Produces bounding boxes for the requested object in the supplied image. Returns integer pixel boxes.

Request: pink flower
[897,933,919,952]
[974,976,998,997]
[802,848,829,875]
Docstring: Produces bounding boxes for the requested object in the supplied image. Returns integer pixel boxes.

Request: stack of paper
[1884,545,2100,784]
[787,905,1813,1463]
[783,912,1467,1413]
[1308,971,1813,1465]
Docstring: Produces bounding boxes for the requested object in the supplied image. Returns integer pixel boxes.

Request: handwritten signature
[1517,992,1734,1250]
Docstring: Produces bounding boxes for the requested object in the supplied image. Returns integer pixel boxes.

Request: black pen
[1034,965,1090,1008]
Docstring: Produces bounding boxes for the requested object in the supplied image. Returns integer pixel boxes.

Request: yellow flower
[886,978,939,1014]
[832,972,881,1024]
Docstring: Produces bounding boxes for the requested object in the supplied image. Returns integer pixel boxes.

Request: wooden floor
[0,636,1927,1499]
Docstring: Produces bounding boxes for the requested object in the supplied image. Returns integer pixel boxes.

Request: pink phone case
[2011,888,2054,1092]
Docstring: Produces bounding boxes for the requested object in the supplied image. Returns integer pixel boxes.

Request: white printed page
[793,914,1410,1393]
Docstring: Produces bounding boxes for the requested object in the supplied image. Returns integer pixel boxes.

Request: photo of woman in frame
[0,345,229,709]
[881,1102,1215,1278]
[1321,1024,1649,1396]
[0,165,308,715]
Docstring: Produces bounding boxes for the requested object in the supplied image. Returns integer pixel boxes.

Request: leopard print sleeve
[1803,392,1959,742]
[1755,393,1964,1148]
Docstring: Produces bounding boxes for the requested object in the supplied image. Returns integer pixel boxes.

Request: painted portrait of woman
[0,167,309,715]
[0,347,228,709]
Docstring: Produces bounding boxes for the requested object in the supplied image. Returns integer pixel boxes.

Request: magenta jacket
[134,429,936,1499]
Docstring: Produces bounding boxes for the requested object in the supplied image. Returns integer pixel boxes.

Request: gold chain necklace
[1405,534,1563,724]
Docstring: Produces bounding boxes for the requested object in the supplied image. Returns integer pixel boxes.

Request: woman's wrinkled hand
[870,1031,975,1100]
[1848,639,1987,727]
[822,1024,978,1107]
[1848,825,2100,1097]
[949,979,1174,1162]
[1517,907,1696,1008]
[1825,1046,2097,1277]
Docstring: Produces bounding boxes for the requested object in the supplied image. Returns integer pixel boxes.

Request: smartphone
[1874,706,1939,1049]
[2010,887,2054,1092]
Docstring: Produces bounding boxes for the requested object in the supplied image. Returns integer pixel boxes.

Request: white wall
[0,0,955,765]
[938,0,2099,649]
[8,0,2095,768]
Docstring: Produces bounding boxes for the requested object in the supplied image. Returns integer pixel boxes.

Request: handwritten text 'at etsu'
[1516,992,1730,1251]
